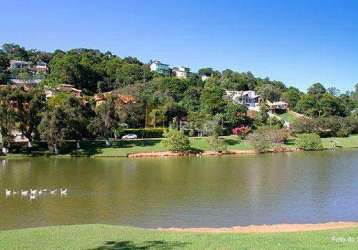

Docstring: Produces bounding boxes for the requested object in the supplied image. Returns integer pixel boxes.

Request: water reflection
[1,150,358,230]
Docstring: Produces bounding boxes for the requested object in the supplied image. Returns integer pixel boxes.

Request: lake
[1,150,358,230]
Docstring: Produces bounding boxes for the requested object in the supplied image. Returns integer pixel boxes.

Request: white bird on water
[12,190,18,195]
[60,188,68,195]
[5,189,11,196]
[30,189,37,195]
[21,190,29,196]
[50,189,57,195]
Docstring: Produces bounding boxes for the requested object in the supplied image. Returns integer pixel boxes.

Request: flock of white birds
[5,188,68,200]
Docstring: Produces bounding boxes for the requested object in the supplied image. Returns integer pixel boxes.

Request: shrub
[247,127,291,153]
[292,117,316,134]
[232,126,251,138]
[257,127,290,144]
[247,132,271,153]
[296,133,323,151]
[207,134,227,152]
[348,114,358,134]
[267,116,285,128]
[162,129,190,152]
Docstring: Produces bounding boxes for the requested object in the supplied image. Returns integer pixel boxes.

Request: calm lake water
[1,150,358,230]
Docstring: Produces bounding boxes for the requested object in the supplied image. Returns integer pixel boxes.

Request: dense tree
[281,87,302,108]
[0,87,16,154]
[295,94,319,117]
[198,67,221,78]
[319,93,343,117]
[0,50,9,84]
[200,79,225,114]
[11,87,46,147]
[256,84,282,102]
[0,50,9,70]
[39,95,88,153]
[88,96,124,145]
[307,83,326,97]
[254,103,269,127]
[223,103,248,129]
[38,106,66,154]
[2,43,28,60]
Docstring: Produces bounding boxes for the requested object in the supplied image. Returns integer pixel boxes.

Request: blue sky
[1,0,358,91]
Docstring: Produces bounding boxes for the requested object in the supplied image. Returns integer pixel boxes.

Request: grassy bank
[1,224,358,249]
[79,136,253,157]
[277,111,297,124]
[3,134,358,159]
[3,136,253,158]
[322,135,358,149]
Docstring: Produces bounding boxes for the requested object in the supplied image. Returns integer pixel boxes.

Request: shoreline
[2,146,355,159]
[3,134,358,159]
[126,147,299,158]
[0,147,302,159]
[2,221,358,234]
[159,221,358,233]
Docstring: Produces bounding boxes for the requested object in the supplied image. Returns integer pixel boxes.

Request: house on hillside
[45,84,83,99]
[150,61,171,76]
[9,60,29,70]
[8,60,48,86]
[172,66,190,79]
[201,75,210,81]
[225,90,261,108]
[267,100,288,111]
[56,84,82,97]
[10,79,41,86]
[94,91,136,107]
[34,61,48,73]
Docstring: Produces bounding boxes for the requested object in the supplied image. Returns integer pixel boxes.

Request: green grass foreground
[1,224,358,250]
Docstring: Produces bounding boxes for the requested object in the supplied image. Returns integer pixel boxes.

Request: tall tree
[12,87,46,147]
[200,79,225,114]
[308,83,326,97]
[0,86,16,154]
[281,87,302,108]
[39,95,88,153]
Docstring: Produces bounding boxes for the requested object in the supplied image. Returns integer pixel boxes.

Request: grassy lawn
[0,136,253,158]
[277,111,299,124]
[4,134,358,159]
[321,134,358,149]
[1,224,358,250]
[78,136,252,157]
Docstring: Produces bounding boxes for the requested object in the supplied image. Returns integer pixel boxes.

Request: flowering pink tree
[232,126,251,138]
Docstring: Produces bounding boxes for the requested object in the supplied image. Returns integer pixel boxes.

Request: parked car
[121,134,138,140]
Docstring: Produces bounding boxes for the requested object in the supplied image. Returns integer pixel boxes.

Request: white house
[149,61,171,76]
[172,66,190,79]
[35,61,48,73]
[9,60,29,70]
[201,75,210,81]
[267,100,288,111]
[10,79,41,86]
[225,90,261,108]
